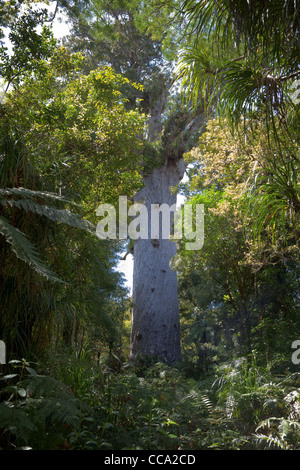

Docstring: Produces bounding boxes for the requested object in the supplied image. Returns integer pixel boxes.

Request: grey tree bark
[129,77,205,363]
[129,158,186,363]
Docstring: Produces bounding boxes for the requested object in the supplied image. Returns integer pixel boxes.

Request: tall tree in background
[58,0,206,363]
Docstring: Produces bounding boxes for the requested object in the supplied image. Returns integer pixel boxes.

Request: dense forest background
[0,0,299,451]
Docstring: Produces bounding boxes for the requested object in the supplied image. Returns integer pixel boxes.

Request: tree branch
[278,70,300,82]
[46,1,59,23]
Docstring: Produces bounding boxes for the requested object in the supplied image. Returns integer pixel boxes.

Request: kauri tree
[58,0,206,363]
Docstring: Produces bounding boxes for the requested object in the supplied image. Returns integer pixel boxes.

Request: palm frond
[245,161,300,246]
[176,47,287,126]
[175,46,217,110]
[218,64,261,125]
[181,0,300,56]
[178,0,300,129]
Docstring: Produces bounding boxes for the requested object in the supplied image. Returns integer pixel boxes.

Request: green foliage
[182,0,300,58]
[245,159,300,252]
[0,0,299,453]
[0,4,56,88]
[0,29,145,360]
[59,0,201,171]
[142,140,164,175]
[5,61,145,207]
[0,214,62,283]
[0,186,94,282]
[46,358,202,450]
[177,0,300,165]
[0,351,299,450]
[0,114,126,358]
[211,359,300,448]
[254,393,300,450]
[0,359,83,449]
[176,118,300,364]
[61,0,181,81]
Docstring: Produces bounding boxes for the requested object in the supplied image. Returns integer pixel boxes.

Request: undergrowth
[0,353,299,450]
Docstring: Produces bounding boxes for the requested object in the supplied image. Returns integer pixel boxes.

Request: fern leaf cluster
[0,364,83,450]
[0,187,95,283]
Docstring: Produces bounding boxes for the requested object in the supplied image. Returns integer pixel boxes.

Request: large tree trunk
[128,74,204,364]
[129,158,186,364]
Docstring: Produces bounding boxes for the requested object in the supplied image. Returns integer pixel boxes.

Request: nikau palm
[177,0,300,123]
[176,0,300,247]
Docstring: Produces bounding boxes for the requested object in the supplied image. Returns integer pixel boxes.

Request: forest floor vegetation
[0,351,299,451]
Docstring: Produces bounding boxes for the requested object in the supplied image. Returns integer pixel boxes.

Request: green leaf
[0,187,77,205]
[101,441,114,448]
[0,374,18,381]
[103,422,114,430]
[25,367,38,376]
[17,388,27,397]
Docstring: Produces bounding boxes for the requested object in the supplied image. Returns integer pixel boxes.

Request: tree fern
[0,215,62,283]
[0,187,78,204]
[0,402,38,446]
[255,417,300,449]
[0,187,95,281]
[0,368,84,449]
[2,197,94,233]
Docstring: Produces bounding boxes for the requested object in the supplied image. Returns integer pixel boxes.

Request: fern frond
[0,215,63,283]
[181,390,213,413]
[255,417,300,450]
[22,375,83,430]
[0,187,77,205]
[37,398,82,428]
[0,402,37,443]
[0,374,83,448]
[23,374,75,399]
[1,198,95,233]
[254,432,286,450]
